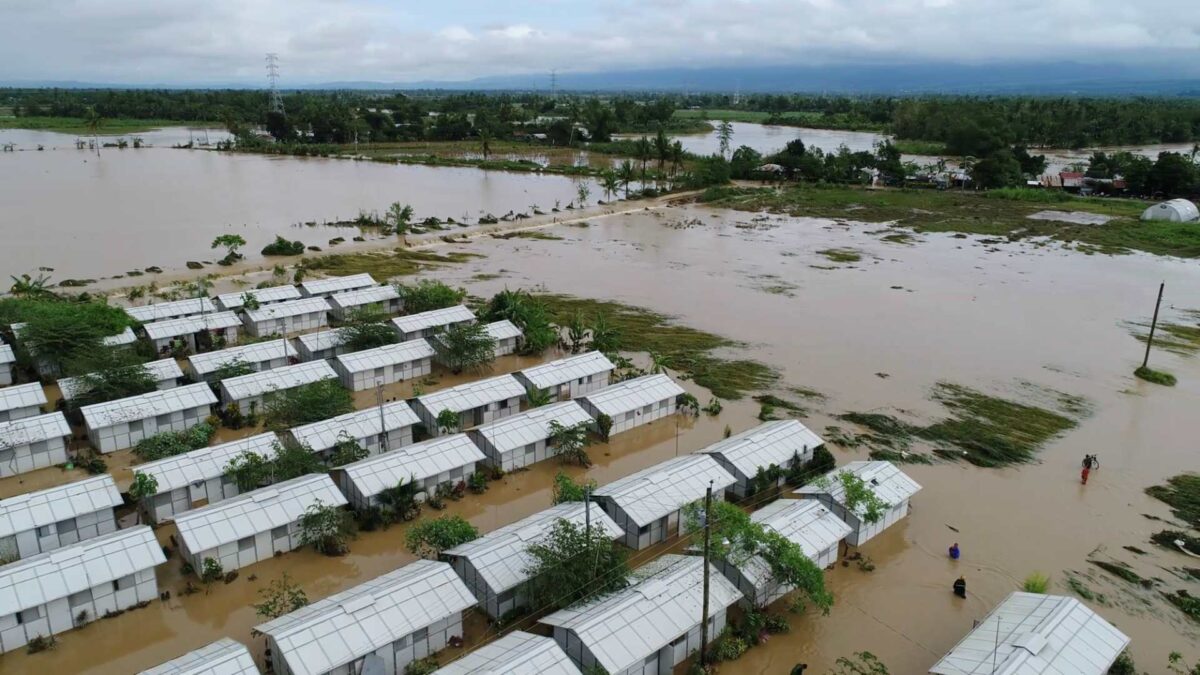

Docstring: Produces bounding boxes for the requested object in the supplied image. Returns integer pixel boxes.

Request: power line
[265,53,284,115]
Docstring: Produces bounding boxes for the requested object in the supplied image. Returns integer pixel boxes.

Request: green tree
[566,311,588,353]
[253,573,309,621]
[388,202,414,240]
[211,234,247,265]
[431,322,496,374]
[600,170,620,202]
[262,379,354,430]
[213,358,255,381]
[341,306,398,352]
[225,451,273,492]
[298,499,356,556]
[617,160,636,198]
[669,140,685,176]
[128,472,158,523]
[549,420,593,467]
[815,471,890,523]
[395,280,466,314]
[653,128,670,171]
[329,434,370,467]
[576,181,591,208]
[551,471,597,504]
[717,121,734,158]
[376,478,421,523]
[478,289,555,355]
[525,519,630,611]
[635,137,652,183]
[970,149,1025,188]
[478,127,493,160]
[405,515,479,558]
[435,409,460,435]
[270,438,324,481]
[0,298,135,376]
[525,386,552,408]
[200,557,224,586]
[67,356,157,410]
[83,106,102,156]
[588,313,620,353]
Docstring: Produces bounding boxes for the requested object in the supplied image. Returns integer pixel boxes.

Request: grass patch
[536,294,777,399]
[1065,572,1106,603]
[298,248,481,280]
[1129,310,1200,356]
[491,230,564,241]
[1146,474,1200,527]
[471,273,503,281]
[816,248,862,263]
[753,394,806,413]
[0,116,220,135]
[867,448,934,464]
[891,139,948,155]
[880,232,915,245]
[1023,572,1051,593]
[1089,560,1153,588]
[1151,530,1200,555]
[1163,590,1200,622]
[1134,365,1177,386]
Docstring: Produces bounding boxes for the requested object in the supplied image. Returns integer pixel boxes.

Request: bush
[298,500,356,556]
[26,634,57,654]
[133,422,215,461]
[405,515,479,558]
[709,630,748,662]
[263,379,354,430]
[467,471,488,494]
[1134,365,1176,386]
[261,236,305,256]
[395,280,466,314]
[200,557,224,584]
[404,657,440,675]
[1023,572,1050,593]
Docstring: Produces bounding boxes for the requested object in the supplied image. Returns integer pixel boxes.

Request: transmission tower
[265,53,284,114]
[550,69,557,99]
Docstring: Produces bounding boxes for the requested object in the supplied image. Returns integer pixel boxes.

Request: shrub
[405,515,478,559]
[200,557,224,584]
[525,519,630,611]
[404,657,440,675]
[26,634,57,654]
[467,471,488,494]
[430,322,495,374]
[552,471,597,504]
[133,422,215,461]
[395,280,466,314]
[596,413,613,441]
[709,630,748,662]
[1023,572,1050,593]
[262,236,305,256]
[262,379,354,430]
[298,500,356,556]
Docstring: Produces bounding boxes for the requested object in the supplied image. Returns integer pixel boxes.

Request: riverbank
[0,116,222,135]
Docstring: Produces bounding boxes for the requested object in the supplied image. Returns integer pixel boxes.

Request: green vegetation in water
[1146,474,1200,527]
[0,116,219,134]
[1134,365,1177,386]
[1022,572,1051,593]
[867,448,934,464]
[890,139,949,155]
[816,247,862,263]
[1088,559,1154,588]
[491,230,564,241]
[1151,530,1200,556]
[753,394,807,414]
[470,273,503,281]
[1128,310,1200,355]
[880,232,914,245]
[298,248,480,280]
[1163,590,1200,622]
[536,294,777,399]
[1064,572,1107,604]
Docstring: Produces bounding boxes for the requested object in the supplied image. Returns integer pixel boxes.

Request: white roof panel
[328,286,400,311]
[102,326,138,347]
[137,433,279,495]
[341,434,485,497]
[188,339,298,377]
[794,461,922,516]
[243,297,331,323]
[216,285,302,310]
[0,411,72,451]
[220,361,336,401]
[699,420,824,479]
[0,342,14,366]
[81,382,217,429]
[473,401,593,454]
[139,638,259,675]
[736,500,851,588]
[593,454,736,527]
[540,555,741,674]
[0,474,122,539]
[299,274,377,297]
[391,305,476,334]
[58,358,183,401]
[256,560,475,675]
[581,374,685,417]
[432,631,580,675]
[518,351,615,390]
[289,402,419,452]
[174,474,346,553]
[484,320,523,341]
[0,382,47,414]
[144,312,242,341]
[296,328,351,354]
[126,298,216,323]
[444,502,621,595]
[334,339,434,375]
[415,374,525,416]
[0,526,165,616]
[929,592,1130,675]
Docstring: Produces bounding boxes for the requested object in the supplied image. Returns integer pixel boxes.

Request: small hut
[139,637,258,675]
[214,284,302,311]
[431,631,579,675]
[125,297,216,323]
[81,383,217,453]
[298,273,377,299]
[0,341,14,386]
[58,357,182,401]
[578,374,685,436]
[698,420,824,498]
[143,312,242,355]
[515,351,615,401]
[295,327,352,362]
[469,400,594,471]
[0,382,47,423]
[483,320,523,357]
[794,460,921,546]
[335,433,485,508]
[218,361,337,416]
[186,339,298,383]
[0,475,122,561]
[332,339,434,391]
[0,412,72,478]
[289,401,419,461]
[412,373,525,436]
[1140,198,1199,223]
[136,432,279,524]
[391,305,476,341]
[327,285,403,321]
[241,297,330,338]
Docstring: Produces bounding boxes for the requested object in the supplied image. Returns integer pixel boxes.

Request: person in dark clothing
[949,542,960,560]
[953,576,967,598]
[790,665,808,675]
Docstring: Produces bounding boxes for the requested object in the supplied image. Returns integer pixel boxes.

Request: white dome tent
[1140,198,1199,223]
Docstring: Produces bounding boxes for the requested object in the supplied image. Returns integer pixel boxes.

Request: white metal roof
[432,631,581,675]
[187,339,298,377]
[473,401,593,454]
[216,285,303,310]
[581,374,685,417]
[327,285,399,311]
[174,473,346,553]
[81,382,217,429]
[144,312,242,341]
[540,555,741,674]
[0,474,122,539]
[593,454,736,527]
[0,382,47,413]
[299,273,377,297]
[220,360,336,401]
[296,327,351,354]
[736,500,851,589]
[0,342,14,366]
[126,298,217,323]
[290,402,420,452]
[391,305,476,335]
[415,374,525,416]
[0,525,165,617]
[255,560,476,675]
[699,420,824,479]
[102,326,138,347]
[137,433,279,495]
[484,319,523,341]
[341,434,485,496]
[444,502,621,595]
[243,297,331,323]
[58,358,183,401]
[0,411,72,451]
[518,351,616,390]
[928,592,1130,675]
[794,461,922,516]
[334,339,434,375]
[139,638,259,675]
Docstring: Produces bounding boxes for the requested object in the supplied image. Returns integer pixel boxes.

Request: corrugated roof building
[699,420,824,498]
[332,339,434,391]
[391,305,476,341]
[0,475,122,561]
[432,631,580,675]
[295,327,352,363]
[219,361,337,415]
[81,383,217,453]
[298,273,377,299]
[241,297,330,338]
[468,400,594,471]
[126,298,216,323]
[578,374,685,436]
[143,312,242,355]
[215,284,302,311]
[327,286,402,321]
[136,432,279,524]
[795,461,921,546]
[186,339,298,382]
[336,434,485,508]
[0,341,14,386]
[58,358,183,401]
[412,374,525,437]
[289,401,419,460]
[0,411,71,478]
[139,637,259,675]
[0,382,47,422]
[482,320,523,357]
[515,351,616,401]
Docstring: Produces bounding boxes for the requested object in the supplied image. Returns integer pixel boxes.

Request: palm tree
[717,121,734,159]
[478,128,493,161]
[83,106,102,157]
[653,129,670,171]
[600,170,620,202]
[617,160,636,198]
[648,351,669,374]
[635,137,652,185]
[588,313,620,353]
[669,141,685,176]
[8,274,52,299]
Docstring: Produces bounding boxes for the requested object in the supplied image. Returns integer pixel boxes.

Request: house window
[57,518,77,536]
[271,525,288,540]
[129,419,144,433]
[17,606,41,624]
[155,413,171,427]
[238,536,255,553]
[449,467,463,481]
[638,524,650,535]
[658,400,668,410]
[68,590,92,608]
[374,367,385,380]
[499,398,510,409]
[394,634,410,649]
[0,450,12,465]
[113,574,136,591]
[642,404,652,415]
[625,411,635,422]
[29,440,47,454]
[412,627,428,642]
[36,524,53,537]
[524,443,536,458]
[184,407,199,422]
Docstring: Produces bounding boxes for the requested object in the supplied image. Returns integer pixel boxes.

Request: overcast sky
[2,0,1198,84]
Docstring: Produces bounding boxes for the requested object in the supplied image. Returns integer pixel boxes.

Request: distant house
[241,297,330,337]
[929,592,1130,675]
[0,412,72,478]
[444,502,622,619]
[289,401,419,461]
[0,341,14,386]
[185,339,298,383]
[81,383,217,453]
[592,454,736,550]
[483,320,523,357]
[578,374,685,436]
[412,374,525,436]
[0,526,165,654]
[0,475,122,561]
[335,433,485,508]
[468,400,594,471]
[255,560,476,675]
[1141,198,1199,223]
[540,554,741,675]
[327,285,403,321]
[214,284,302,312]
[136,432,279,524]
[58,357,183,401]
[431,631,580,675]
[143,312,242,355]
[698,420,824,498]
[295,327,352,362]
[138,637,258,675]
[218,360,337,415]
[794,460,921,546]
[1060,171,1085,192]
[332,339,434,391]
[125,297,217,323]
[174,474,347,575]
[515,351,616,401]
[0,382,46,422]
[391,305,477,341]
[298,273,377,299]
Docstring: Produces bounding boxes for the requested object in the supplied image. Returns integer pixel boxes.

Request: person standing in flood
[953,576,967,598]
[949,542,960,560]
[1081,464,1091,484]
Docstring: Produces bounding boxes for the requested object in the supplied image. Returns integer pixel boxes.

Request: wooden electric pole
[1142,282,1165,369]
[699,481,713,667]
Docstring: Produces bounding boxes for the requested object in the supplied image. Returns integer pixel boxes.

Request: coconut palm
[617,160,636,198]
[600,170,620,202]
[478,127,493,160]
[653,129,670,171]
[670,141,685,176]
[635,137,652,184]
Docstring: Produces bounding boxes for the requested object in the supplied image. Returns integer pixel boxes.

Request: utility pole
[376,381,388,451]
[1141,282,1165,369]
[699,480,713,667]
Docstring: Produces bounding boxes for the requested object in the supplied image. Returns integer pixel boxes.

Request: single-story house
[412,373,525,436]
[0,382,46,423]
[174,473,347,575]
[143,312,242,355]
[58,357,183,402]
[483,320,523,357]
[794,460,921,547]
[327,285,403,321]
[332,339,434,391]
[0,341,14,386]
[138,637,258,675]
[929,592,1131,675]
[335,433,485,509]
[186,339,298,383]
[468,400,594,471]
[294,327,351,363]
[125,297,217,323]
[136,432,279,524]
[241,297,330,338]
[578,374,685,436]
[432,631,580,675]
[0,475,122,561]
[713,499,850,609]
[218,360,337,416]
[391,305,476,341]
[698,420,823,499]
[0,412,72,478]
[9,325,136,380]
[444,502,622,619]
[81,383,217,454]
[298,273,377,299]
[289,401,419,461]
[540,554,741,675]
[255,560,476,675]
[515,351,616,402]
[214,284,302,312]
[592,454,736,550]
[1141,198,1199,223]
[0,525,165,654]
